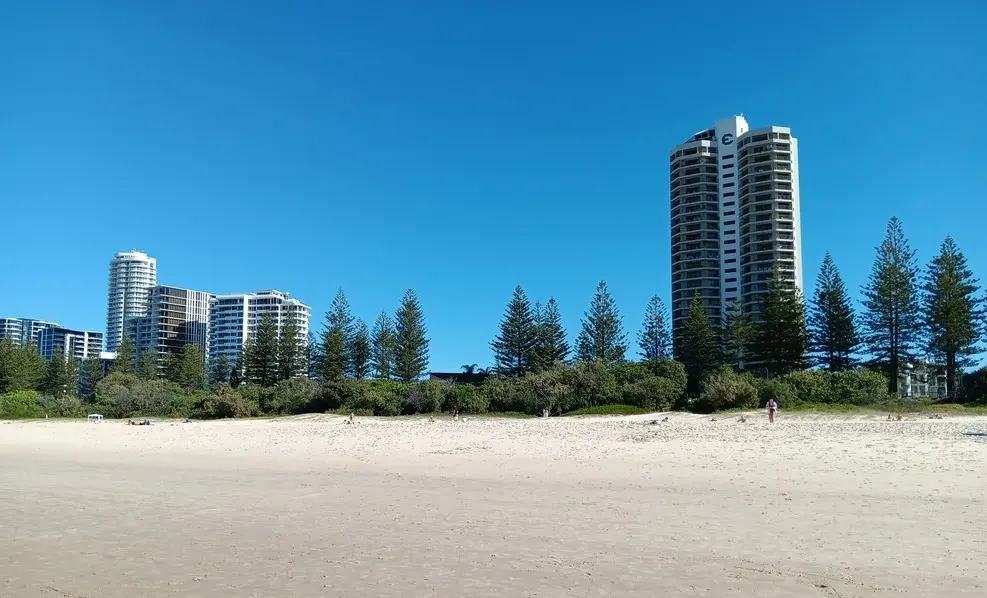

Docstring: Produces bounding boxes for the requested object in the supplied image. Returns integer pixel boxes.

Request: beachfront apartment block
[669,115,802,348]
[133,285,213,368]
[36,326,104,361]
[0,317,61,347]
[106,251,157,352]
[208,290,311,364]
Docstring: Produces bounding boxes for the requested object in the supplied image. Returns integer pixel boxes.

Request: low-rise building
[898,362,948,399]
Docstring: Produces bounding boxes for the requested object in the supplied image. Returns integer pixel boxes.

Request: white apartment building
[669,115,802,345]
[0,317,61,347]
[105,251,157,352]
[134,286,213,367]
[208,290,311,364]
[36,327,103,361]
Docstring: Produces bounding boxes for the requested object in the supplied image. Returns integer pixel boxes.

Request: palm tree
[461,363,478,374]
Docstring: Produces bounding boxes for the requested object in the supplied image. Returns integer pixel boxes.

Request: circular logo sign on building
[720,133,734,145]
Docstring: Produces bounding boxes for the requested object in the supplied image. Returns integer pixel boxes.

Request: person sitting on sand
[766,397,778,424]
[737,415,747,423]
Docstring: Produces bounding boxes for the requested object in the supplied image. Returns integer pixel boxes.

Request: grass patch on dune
[720,399,987,416]
[780,402,859,413]
[564,404,650,416]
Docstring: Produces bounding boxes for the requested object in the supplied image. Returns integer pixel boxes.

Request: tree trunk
[946,352,956,400]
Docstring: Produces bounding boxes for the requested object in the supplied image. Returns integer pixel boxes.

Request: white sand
[1,412,985,597]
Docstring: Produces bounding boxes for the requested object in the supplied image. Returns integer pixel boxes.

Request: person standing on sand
[766,397,778,423]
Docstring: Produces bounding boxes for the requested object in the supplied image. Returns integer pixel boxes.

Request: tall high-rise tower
[105,251,157,352]
[133,285,213,371]
[669,116,802,349]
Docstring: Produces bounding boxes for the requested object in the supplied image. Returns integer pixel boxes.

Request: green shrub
[0,390,43,418]
[443,384,490,414]
[169,390,204,419]
[620,375,680,412]
[697,367,759,413]
[264,378,321,415]
[197,385,260,419]
[779,370,830,404]
[836,369,890,404]
[758,377,794,408]
[645,359,688,398]
[348,386,402,416]
[230,385,265,417]
[402,380,444,414]
[93,372,189,418]
[37,393,85,418]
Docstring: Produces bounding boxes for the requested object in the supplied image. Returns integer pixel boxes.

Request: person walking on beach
[766,396,778,423]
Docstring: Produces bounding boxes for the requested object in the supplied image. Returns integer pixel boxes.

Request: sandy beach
[1,412,985,597]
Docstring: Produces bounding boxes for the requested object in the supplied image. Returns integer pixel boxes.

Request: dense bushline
[1,355,926,420]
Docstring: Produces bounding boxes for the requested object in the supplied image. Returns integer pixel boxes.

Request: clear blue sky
[1,0,984,371]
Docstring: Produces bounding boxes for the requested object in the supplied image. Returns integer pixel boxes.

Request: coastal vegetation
[1,217,985,419]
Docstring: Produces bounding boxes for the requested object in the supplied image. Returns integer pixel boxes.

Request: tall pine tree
[136,351,159,380]
[677,293,720,395]
[721,299,753,370]
[808,252,858,372]
[575,281,627,363]
[861,217,922,393]
[173,344,206,392]
[41,349,75,397]
[230,349,245,388]
[277,317,303,382]
[209,354,232,390]
[79,357,103,401]
[318,289,355,380]
[305,331,319,379]
[529,297,569,371]
[393,290,429,382]
[370,311,396,380]
[638,295,672,362]
[350,320,372,380]
[245,313,280,387]
[749,271,807,377]
[0,337,45,393]
[112,336,136,375]
[923,236,982,397]
[491,285,538,376]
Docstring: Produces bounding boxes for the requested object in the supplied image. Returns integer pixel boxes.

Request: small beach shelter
[87,414,103,423]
